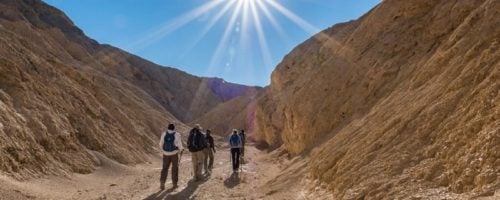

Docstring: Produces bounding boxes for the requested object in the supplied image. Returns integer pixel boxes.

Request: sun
[207,0,320,71]
[130,0,321,74]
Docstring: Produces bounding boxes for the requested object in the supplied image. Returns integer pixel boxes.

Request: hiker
[159,123,184,190]
[201,129,209,175]
[239,129,246,157]
[228,129,242,173]
[203,129,216,175]
[188,124,207,181]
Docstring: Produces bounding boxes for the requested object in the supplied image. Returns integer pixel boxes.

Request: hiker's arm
[175,132,184,152]
[159,132,165,149]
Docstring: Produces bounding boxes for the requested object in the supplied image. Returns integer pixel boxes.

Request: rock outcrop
[0,0,255,178]
[256,0,499,198]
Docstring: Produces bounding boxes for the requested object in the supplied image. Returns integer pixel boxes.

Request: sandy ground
[0,146,315,200]
[2,145,491,200]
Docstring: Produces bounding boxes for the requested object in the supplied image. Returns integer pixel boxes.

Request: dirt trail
[0,146,313,200]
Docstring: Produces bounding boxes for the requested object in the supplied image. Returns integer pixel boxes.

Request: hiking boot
[160,183,165,190]
[172,183,178,189]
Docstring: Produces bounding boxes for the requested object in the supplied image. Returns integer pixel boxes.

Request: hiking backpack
[229,134,240,148]
[188,129,206,152]
[163,132,178,152]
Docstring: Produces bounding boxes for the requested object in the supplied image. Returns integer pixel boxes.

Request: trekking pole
[229,148,233,173]
[178,150,183,166]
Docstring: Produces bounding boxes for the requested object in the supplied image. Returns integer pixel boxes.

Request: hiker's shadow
[223,172,240,188]
[144,178,208,200]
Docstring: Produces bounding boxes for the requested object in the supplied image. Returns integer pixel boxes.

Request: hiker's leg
[231,148,237,170]
[160,155,168,184]
[230,148,234,170]
[191,153,198,179]
[235,148,240,170]
[198,151,205,177]
[208,149,214,170]
[172,153,179,185]
[196,151,204,178]
[165,155,173,179]
[203,149,209,173]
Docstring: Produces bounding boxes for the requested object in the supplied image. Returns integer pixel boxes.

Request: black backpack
[188,129,206,152]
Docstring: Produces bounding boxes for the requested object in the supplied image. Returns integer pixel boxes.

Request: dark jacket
[206,134,215,151]
[187,128,206,152]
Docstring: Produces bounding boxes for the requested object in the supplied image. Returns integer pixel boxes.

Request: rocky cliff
[256,0,499,198]
[0,0,256,178]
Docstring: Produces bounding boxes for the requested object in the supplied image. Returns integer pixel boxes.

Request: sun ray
[186,0,246,118]
[255,0,290,44]
[235,0,253,73]
[250,0,273,71]
[265,0,346,52]
[207,0,244,72]
[128,0,225,51]
[264,0,319,34]
[240,0,251,41]
[179,0,238,59]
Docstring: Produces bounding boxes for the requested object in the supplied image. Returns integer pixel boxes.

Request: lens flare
[119,0,338,116]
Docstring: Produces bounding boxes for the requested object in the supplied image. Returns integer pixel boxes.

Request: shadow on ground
[144,177,209,200]
[223,172,240,189]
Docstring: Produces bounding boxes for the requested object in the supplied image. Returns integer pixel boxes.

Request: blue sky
[43,0,380,86]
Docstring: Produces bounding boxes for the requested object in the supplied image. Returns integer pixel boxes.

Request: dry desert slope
[256,0,499,198]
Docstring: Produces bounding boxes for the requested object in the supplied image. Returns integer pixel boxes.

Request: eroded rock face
[0,0,254,178]
[192,88,261,138]
[256,0,499,197]
[0,0,176,178]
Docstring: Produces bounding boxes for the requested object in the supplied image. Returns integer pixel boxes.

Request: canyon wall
[256,0,499,197]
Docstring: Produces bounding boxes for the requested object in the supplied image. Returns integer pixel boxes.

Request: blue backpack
[229,134,240,148]
[163,132,178,152]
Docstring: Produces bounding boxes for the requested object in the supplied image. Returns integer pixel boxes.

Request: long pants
[231,148,241,171]
[203,148,214,173]
[160,154,179,185]
[191,151,204,180]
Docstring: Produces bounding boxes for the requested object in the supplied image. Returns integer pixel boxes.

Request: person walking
[228,129,242,173]
[203,129,216,175]
[201,129,209,175]
[159,123,184,190]
[187,124,206,181]
[239,129,246,157]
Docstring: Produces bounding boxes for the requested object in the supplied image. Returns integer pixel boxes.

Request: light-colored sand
[0,146,320,200]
